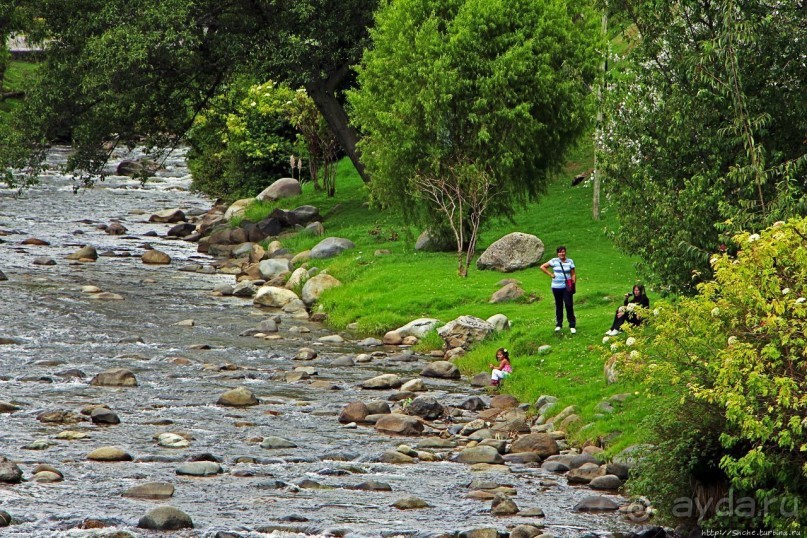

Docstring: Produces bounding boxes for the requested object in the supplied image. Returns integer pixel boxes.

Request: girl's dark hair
[497,347,509,360]
[556,245,566,254]
[635,284,646,296]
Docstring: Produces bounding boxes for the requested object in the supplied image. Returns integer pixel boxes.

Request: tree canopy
[349,0,601,274]
[2,0,376,186]
[598,0,807,294]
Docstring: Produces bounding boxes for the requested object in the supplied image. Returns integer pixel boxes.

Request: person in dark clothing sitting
[606,284,649,336]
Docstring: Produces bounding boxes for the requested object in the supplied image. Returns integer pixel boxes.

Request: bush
[619,217,807,530]
[187,77,299,200]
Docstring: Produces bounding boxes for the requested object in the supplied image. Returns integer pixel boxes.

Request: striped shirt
[548,258,575,288]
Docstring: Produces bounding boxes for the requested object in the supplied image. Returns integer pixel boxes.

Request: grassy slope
[0,61,38,115]
[247,143,655,454]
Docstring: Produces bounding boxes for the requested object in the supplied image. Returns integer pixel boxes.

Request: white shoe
[570,328,577,334]
[608,329,619,336]
[555,326,561,332]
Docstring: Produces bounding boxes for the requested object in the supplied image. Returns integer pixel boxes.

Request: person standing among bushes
[540,246,576,333]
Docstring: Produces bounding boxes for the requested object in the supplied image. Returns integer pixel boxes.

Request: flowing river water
[0,148,647,537]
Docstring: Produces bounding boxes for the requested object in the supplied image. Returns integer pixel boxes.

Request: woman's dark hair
[634,284,646,296]
[497,347,510,360]
[556,245,567,254]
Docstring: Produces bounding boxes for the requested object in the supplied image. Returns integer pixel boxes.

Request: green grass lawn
[243,144,658,454]
[1,61,39,115]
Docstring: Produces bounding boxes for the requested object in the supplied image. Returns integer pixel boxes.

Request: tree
[616,217,807,529]
[349,0,601,276]
[2,0,376,187]
[597,0,807,294]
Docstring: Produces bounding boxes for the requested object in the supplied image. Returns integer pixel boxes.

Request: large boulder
[361,374,402,390]
[510,433,560,458]
[241,217,282,243]
[374,414,424,436]
[142,250,171,265]
[310,237,355,259]
[414,230,455,252]
[138,506,194,530]
[420,361,460,379]
[437,316,494,350]
[395,318,441,338]
[90,368,138,387]
[253,286,300,308]
[301,274,342,306]
[66,245,98,261]
[148,209,186,224]
[256,178,302,201]
[258,259,291,280]
[476,232,544,272]
[406,397,445,420]
[224,198,254,221]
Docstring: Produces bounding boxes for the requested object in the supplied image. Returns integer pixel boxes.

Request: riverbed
[0,147,645,537]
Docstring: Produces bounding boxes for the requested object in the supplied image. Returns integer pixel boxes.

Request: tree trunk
[592,10,607,221]
[307,82,369,184]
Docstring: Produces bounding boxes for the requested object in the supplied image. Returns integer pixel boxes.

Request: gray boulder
[256,178,302,201]
[301,274,342,306]
[406,397,445,420]
[438,315,494,350]
[90,368,138,387]
[138,506,194,530]
[375,415,424,436]
[420,361,460,379]
[476,232,544,272]
[310,237,355,259]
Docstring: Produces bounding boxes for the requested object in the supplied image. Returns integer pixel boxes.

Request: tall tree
[2,0,376,186]
[349,0,601,276]
[597,0,807,294]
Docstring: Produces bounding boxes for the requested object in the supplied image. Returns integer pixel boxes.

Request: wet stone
[123,481,175,500]
[176,461,222,476]
[138,506,193,531]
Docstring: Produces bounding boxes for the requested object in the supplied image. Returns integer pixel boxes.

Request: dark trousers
[610,310,640,332]
[552,287,576,328]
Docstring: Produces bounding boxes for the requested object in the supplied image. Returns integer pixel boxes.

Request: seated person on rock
[489,347,512,386]
[606,284,649,336]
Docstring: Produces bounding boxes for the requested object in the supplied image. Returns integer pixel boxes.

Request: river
[0,147,648,537]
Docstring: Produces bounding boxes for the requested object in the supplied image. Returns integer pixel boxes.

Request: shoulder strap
[560,262,569,279]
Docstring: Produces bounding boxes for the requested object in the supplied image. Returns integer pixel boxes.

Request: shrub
[619,217,807,530]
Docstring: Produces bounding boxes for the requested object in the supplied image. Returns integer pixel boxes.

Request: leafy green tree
[186,78,299,200]
[2,0,376,187]
[597,0,807,294]
[349,0,601,275]
[615,217,807,529]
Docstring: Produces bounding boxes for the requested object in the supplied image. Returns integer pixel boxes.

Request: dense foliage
[1,0,376,187]
[350,0,601,275]
[186,78,299,200]
[598,0,807,294]
[614,217,807,529]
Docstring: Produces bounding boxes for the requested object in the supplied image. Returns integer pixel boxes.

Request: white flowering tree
[615,216,807,529]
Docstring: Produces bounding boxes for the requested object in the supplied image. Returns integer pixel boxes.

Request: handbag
[560,261,576,294]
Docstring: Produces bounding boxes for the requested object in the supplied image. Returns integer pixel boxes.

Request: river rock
[0,270,6,281]
[116,160,144,176]
[400,378,426,392]
[420,361,460,379]
[491,493,519,515]
[123,482,175,499]
[66,245,98,260]
[232,281,257,298]
[261,436,297,449]
[458,446,504,465]
[438,316,494,350]
[486,314,511,332]
[375,414,424,436]
[490,394,519,409]
[149,209,186,223]
[567,463,606,484]
[0,459,23,483]
[301,274,342,306]
[0,401,20,413]
[32,471,63,483]
[217,387,259,406]
[0,510,11,526]
[379,450,415,464]
[339,401,369,424]
[142,250,171,264]
[22,237,50,245]
[366,401,391,415]
[361,374,402,389]
[254,286,300,308]
[176,461,222,476]
[490,283,524,304]
[157,433,190,448]
[90,368,138,387]
[38,409,83,424]
[406,397,444,420]
[459,397,487,411]
[541,461,570,473]
[138,506,193,530]
[510,434,559,457]
[258,258,291,280]
[573,495,620,512]
[294,348,318,361]
[33,256,56,265]
[396,318,442,338]
[310,237,355,259]
[392,497,430,510]
[352,480,392,491]
[87,447,133,461]
[90,407,121,424]
[285,267,309,291]
[106,222,128,235]
[477,232,544,272]
[257,178,302,201]
[589,474,623,490]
